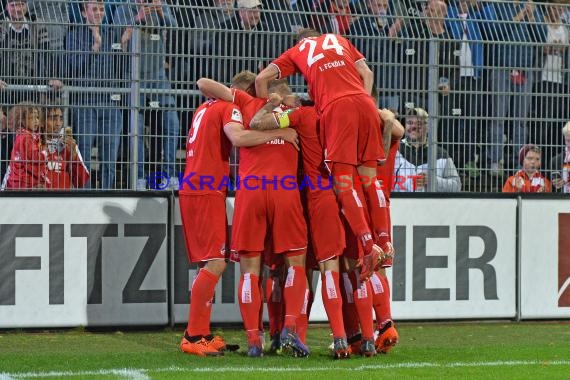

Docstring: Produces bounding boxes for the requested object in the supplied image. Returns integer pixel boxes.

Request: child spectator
[43,104,90,190]
[502,144,551,193]
[1,102,47,190]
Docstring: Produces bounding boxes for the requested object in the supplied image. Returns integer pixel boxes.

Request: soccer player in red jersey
[178,98,298,357]
[250,95,350,359]
[43,105,90,190]
[256,29,387,283]
[197,76,310,358]
[370,110,404,353]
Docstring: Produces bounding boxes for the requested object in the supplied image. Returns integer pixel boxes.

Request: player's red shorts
[231,181,308,254]
[307,190,345,263]
[320,94,383,167]
[179,192,227,263]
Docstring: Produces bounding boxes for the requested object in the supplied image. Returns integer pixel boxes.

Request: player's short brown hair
[231,70,256,96]
[268,79,290,94]
[297,28,320,41]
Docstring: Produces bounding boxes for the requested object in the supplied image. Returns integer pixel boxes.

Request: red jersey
[377,137,401,201]
[179,99,242,195]
[44,138,90,189]
[270,34,368,114]
[287,106,329,194]
[232,89,299,178]
[2,129,47,190]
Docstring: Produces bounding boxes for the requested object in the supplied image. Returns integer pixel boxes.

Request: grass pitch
[1,322,569,379]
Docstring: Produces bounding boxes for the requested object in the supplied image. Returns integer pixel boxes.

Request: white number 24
[299,34,344,67]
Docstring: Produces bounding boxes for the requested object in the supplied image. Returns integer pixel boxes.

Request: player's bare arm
[250,93,283,131]
[255,65,280,99]
[197,78,233,101]
[355,60,374,95]
[223,122,299,150]
[378,109,404,154]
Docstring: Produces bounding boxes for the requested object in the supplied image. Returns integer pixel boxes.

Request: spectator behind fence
[1,105,13,181]
[67,0,125,189]
[401,0,458,156]
[393,107,461,192]
[27,0,68,50]
[1,102,47,190]
[114,0,180,190]
[347,0,404,113]
[502,144,551,193]
[485,0,544,176]
[173,0,236,84]
[529,3,569,171]
[43,103,90,189]
[547,122,570,193]
[312,0,357,35]
[209,0,281,85]
[446,0,489,179]
[0,0,64,105]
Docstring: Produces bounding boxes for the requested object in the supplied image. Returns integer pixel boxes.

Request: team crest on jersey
[231,108,243,123]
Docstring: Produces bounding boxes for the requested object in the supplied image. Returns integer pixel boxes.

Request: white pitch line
[2,360,570,378]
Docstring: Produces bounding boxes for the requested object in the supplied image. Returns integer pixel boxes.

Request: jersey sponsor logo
[231,108,243,123]
[47,161,63,172]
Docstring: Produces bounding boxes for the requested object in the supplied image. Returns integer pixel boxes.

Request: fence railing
[1,0,569,192]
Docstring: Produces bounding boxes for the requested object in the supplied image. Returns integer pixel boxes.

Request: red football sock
[349,270,374,340]
[321,270,346,338]
[283,266,307,331]
[297,288,310,343]
[362,177,391,249]
[371,272,393,329]
[186,268,219,337]
[341,272,360,338]
[239,272,261,343]
[266,274,284,336]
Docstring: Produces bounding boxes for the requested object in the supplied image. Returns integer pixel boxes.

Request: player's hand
[360,244,383,281]
[279,128,300,151]
[268,92,283,107]
[379,108,396,122]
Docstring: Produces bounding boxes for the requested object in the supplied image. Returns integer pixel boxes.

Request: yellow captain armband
[276,109,293,129]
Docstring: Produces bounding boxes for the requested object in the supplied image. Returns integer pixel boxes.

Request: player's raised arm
[196,78,233,101]
[255,65,280,99]
[250,93,283,130]
[355,60,374,95]
[223,122,299,150]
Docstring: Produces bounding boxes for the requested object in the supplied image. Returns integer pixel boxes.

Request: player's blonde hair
[231,70,256,96]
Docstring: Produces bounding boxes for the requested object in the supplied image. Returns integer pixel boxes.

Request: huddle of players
[178,28,403,359]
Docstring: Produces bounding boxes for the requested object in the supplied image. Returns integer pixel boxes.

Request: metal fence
[0,0,569,192]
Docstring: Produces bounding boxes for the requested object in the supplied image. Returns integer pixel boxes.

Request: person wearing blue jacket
[67,0,126,189]
[484,0,545,176]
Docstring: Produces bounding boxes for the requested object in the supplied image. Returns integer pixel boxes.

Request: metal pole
[427,39,440,193]
[130,28,142,190]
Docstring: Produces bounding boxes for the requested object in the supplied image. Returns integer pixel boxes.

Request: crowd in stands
[0,0,569,192]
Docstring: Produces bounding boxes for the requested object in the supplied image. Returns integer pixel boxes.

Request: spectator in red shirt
[1,102,46,190]
[42,104,90,189]
[503,144,551,193]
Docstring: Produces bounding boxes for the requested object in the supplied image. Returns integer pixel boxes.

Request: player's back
[275,34,368,113]
[180,99,236,194]
[233,90,299,179]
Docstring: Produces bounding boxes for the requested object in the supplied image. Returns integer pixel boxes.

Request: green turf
[1,322,569,379]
